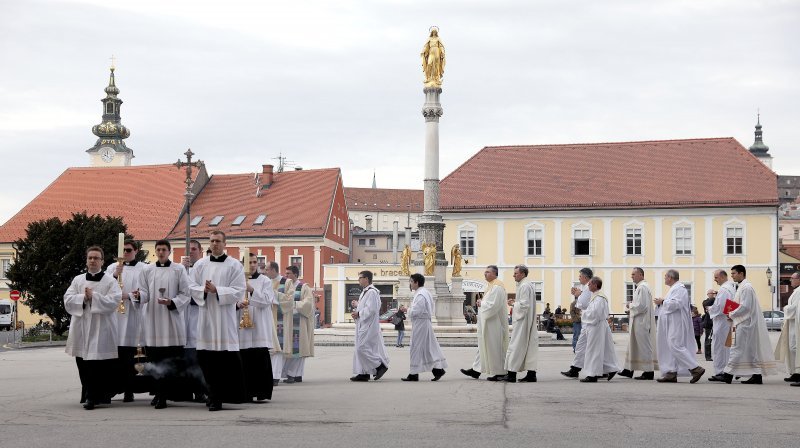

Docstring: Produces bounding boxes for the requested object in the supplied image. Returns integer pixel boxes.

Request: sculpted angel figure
[450,244,463,277]
[423,243,436,276]
[400,245,412,276]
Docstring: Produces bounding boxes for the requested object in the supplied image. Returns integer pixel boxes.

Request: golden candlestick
[116,259,126,314]
[239,248,254,329]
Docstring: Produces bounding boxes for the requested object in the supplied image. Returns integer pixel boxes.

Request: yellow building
[439,138,779,313]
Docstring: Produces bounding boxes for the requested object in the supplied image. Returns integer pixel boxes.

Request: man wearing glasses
[106,240,145,403]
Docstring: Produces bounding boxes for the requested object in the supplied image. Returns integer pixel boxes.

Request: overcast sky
[1,0,798,225]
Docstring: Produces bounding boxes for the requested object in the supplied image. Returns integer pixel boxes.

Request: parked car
[379,308,398,324]
[763,310,784,331]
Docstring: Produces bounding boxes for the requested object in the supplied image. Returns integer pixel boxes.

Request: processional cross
[175,148,204,255]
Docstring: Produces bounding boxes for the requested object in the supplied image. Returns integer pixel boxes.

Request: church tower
[748,113,772,169]
[86,61,134,166]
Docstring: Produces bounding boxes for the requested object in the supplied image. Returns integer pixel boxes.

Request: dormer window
[209,215,224,226]
[190,216,203,226]
[232,215,246,226]
[254,214,267,225]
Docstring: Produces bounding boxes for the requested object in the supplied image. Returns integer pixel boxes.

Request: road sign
[9,290,20,301]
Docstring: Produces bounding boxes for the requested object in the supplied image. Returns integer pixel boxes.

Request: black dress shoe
[742,374,762,384]
[273,379,280,386]
[154,397,167,409]
[791,382,800,387]
[284,377,296,384]
[635,371,655,380]
[518,371,537,382]
[350,374,370,382]
[83,400,96,410]
[208,402,222,412]
[123,392,134,403]
[708,374,723,382]
[432,368,446,381]
[561,366,580,378]
[460,368,481,379]
[294,376,302,383]
[579,376,598,383]
[374,363,389,381]
[194,393,208,403]
[606,372,616,381]
[401,374,419,381]
[618,369,634,378]
[721,373,734,384]
[504,372,517,382]
[486,375,505,382]
[151,396,158,406]
[784,373,800,382]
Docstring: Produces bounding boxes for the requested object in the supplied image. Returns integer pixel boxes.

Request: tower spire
[86,59,134,166]
[748,111,772,169]
[372,170,377,189]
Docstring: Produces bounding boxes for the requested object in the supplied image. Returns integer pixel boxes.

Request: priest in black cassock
[189,230,247,411]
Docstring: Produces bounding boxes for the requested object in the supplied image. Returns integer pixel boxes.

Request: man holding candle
[181,239,207,402]
[139,239,191,409]
[188,230,247,411]
[105,237,145,403]
[238,252,275,401]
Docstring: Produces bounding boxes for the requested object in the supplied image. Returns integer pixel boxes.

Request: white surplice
[105,261,145,347]
[408,286,447,374]
[656,282,698,374]
[572,285,592,368]
[708,280,735,374]
[352,284,389,375]
[475,279,509,376]
[623,281,658,372]
[505,278,538,373]
[775,287,800,374]
[724,279,777,375]
[237,273,276,350]
[188,255,246,351]
[139,261,191,347]
[581,291,619,377]
[64,272,122,360]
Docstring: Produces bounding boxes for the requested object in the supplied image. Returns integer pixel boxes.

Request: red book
[723,299,740,315]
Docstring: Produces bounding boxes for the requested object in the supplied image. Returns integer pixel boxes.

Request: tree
[6,212,145,336]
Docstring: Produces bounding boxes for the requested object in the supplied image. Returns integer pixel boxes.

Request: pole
[175,148,204,258]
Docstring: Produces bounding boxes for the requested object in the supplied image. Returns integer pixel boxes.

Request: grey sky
[1,0,798,225]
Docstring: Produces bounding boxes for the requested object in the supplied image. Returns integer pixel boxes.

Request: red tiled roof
[344,187,423,212]
[169,168,341,240]
[0,164,200,242]
[441,138,778,212]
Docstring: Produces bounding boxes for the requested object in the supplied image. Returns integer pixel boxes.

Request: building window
[625,283,635,303]
[527,229,542,256]
[725,226,743,255]
[1,259,10,279]
[573,229,590,256]
[254,214,267,225]
[289,256,303,278]
[358,238,366,246]
[190,216,203,227]
[209,215,224,226]
[625,228,642,255]
[532,282,543,301]
[369,238,376,246]
[232,215,246,226]
[675,226,692,255]
[795,228,799,240]
[460,230,475,256]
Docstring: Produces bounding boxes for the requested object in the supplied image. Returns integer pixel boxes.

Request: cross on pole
[175,148,204,256]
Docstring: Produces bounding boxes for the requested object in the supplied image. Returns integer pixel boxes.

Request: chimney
[262,164,274,187]
[365,215,373,231]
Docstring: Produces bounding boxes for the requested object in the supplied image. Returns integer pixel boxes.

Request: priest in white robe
[351,270,389,381]
[461,265,508,381]
[707,269,736,381]
[278,265,315,383]
[503,265,538,383]
[64,246,122,410]
[654,269,705,383]
[105,240,145,403]
[180,239,206,403]
[138,240,191,409]
[237,253,275,401]
[561,267,594,378]
[776,271,800,384]
[619,267,657,380]
[579,277,620,382]
[264,261,286,385]
[188,231,247,411]
[721,265,777,384]
[402,273,447,381]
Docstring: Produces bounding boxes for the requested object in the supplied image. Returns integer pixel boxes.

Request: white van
[0,299,13,331]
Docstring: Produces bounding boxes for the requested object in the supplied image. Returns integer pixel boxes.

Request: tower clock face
[100,147,115,163]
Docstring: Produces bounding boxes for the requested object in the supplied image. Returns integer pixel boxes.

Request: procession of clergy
[65,229,800,411]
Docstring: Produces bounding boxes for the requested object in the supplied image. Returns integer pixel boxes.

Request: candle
[242,247,249,271]
[118,233,125,258]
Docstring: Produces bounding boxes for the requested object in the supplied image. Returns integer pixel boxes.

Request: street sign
[9,290,20,301]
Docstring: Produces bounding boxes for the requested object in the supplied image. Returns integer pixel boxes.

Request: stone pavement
[2,333,799,448]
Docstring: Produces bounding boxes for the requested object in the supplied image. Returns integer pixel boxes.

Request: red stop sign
[9,290,20,301]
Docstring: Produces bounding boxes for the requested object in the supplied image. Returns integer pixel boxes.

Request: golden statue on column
[421,27,445,87]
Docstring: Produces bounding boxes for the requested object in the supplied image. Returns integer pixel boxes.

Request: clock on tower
[86,61,135,167]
